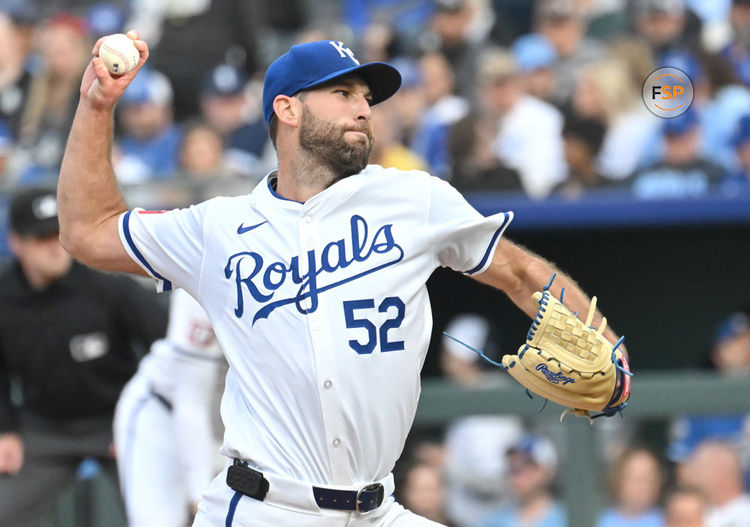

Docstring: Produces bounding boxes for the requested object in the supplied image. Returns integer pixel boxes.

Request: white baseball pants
[193,464,446,526]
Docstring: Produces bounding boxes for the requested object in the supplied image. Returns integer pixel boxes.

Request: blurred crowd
[1,0,750,524]
[1,0,750,201]
[391,308,750,527]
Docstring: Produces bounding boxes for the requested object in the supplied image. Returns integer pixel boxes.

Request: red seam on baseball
[102,43,134,71]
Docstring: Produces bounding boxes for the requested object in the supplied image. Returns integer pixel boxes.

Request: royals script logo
[224,215,404,324]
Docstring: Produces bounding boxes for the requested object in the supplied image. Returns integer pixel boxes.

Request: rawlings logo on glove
[535,364,575,385]
[501,275,632,420]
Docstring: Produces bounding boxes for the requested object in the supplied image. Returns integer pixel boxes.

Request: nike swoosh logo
[237,221,268,234]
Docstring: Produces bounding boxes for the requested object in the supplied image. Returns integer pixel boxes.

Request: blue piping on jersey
[122,211,173,291]
[267,176,304,204]
[225,491,243,526]
[464,213,512,275]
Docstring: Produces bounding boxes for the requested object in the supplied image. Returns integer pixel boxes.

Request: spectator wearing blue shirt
[199,63,270,179]
[597,448,665,527]
[659,48,750,174]
[511,32,558,103]
[723,114,750,194]
[667,308,750,489]
[410,51,469,180]
[481,434,567,527]
[343,0,434,54]
[721,0,750,87]
[627,108,725,199]
[114,67,182,183]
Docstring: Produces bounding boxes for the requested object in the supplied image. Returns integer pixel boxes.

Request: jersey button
[332,437,341,448]
[303,215,312,224]
[323,380,333,389]
[313,321,322,331]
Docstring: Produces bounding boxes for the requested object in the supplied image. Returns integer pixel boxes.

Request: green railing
[51,371,750,527]
[415,371,750,527]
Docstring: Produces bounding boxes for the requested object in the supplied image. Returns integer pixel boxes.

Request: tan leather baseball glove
[502,278,632,419]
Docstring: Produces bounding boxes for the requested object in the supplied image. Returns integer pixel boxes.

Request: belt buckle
[355,483,384,513]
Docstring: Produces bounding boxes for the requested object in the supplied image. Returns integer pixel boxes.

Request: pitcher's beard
[298,108,374,181]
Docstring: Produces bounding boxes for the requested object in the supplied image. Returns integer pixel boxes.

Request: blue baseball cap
[86,3,126,38]
[659,49,703,83]
[121,67,173,106]
[202,63,248,97]
[262,40,402,124]
[512,33,557,72]
[389,56,421,89]
[507,434,558,471]
[715,310,750,344]
[663,107,699,136]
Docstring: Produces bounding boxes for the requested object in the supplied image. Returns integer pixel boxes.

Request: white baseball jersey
[118,165,512,487]
[114,289,225,524]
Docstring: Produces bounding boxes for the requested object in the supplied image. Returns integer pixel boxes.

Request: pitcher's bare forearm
[476,238,624,349]
[58,100,136,270]
[57,30,149,275]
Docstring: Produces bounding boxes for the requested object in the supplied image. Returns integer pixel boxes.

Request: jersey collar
[250,166,375,217]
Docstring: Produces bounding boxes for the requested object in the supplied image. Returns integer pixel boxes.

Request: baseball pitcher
[57,33,628,526]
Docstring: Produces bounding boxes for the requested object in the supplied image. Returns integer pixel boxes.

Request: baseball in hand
[98,34,140,76]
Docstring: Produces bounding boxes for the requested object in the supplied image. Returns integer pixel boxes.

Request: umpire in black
[0,186,168,526]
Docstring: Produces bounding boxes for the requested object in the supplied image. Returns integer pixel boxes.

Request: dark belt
[227,459,385,513]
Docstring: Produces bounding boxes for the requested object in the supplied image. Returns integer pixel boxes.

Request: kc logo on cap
[328,41,360,65]
[262,40,401,123]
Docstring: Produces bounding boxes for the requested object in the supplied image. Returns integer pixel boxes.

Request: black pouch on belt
[226,460,270,501]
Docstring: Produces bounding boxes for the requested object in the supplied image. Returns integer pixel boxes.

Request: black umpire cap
[9,186,60,237]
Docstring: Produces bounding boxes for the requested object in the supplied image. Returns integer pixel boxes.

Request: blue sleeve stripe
[464,213,511,275]
[122,210,173,291]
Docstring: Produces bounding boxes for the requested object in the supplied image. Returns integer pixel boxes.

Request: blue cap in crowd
[731,114,750,148]
[715,310,750,344]
[262,40,402,123]
[663,107,699,136]
[507,434,558,471]
[202,63,248,97]
[512,33,557,72]
[86,3,126,38]
[659,49,703,83]
[121,67,173,106]
[389,57,421,90]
